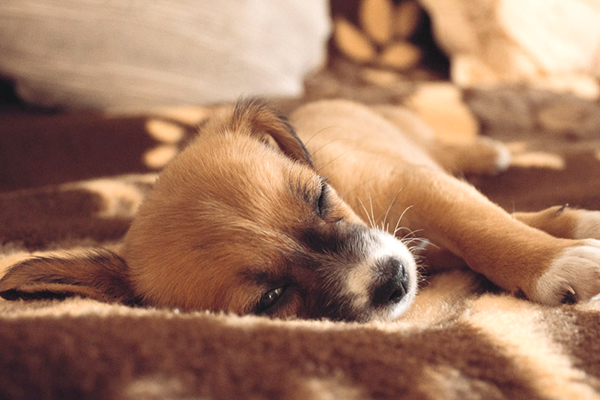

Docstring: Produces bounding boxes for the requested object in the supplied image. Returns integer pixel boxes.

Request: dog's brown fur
[2,99,600,321]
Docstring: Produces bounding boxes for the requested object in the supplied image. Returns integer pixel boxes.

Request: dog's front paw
[531,240,600,305]
[479,137,512,174]
[447,137,511,175]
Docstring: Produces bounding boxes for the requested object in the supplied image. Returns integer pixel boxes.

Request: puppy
[2,99,600,322]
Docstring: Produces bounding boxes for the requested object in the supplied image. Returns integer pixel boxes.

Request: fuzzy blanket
[2,66,600,399]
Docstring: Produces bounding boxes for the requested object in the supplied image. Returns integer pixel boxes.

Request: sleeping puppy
[2,99,600,322]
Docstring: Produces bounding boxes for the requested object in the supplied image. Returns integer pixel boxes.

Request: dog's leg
[513,206,600,241]
[292,100,600,305]
[351,166,600,306]
[373,104,511,176]
[428,139,511,175]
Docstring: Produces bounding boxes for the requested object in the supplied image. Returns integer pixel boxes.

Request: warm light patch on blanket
[419,364,503,399]
[505,141,528,153]
[124,375,188,400]
[290,375,364,400]
[144,145,179,169]
[77,176,156,218]
[510,151,565,170]
[144,118,190,169]
[466,295,599,400]
[149,106,210,125]
[146,120,186,144]
[505,141,565,169]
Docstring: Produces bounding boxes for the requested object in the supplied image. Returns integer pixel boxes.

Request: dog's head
[0,100,418,322]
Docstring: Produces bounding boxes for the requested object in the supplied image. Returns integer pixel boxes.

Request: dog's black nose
[371,257,410,307]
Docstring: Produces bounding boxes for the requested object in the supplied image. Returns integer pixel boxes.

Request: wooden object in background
[394,0,422,39]
[333,0,426,74]
[359,0,394,44]
[379,42,422,70]
[405,82,479,143]
[333,17,377,63]
[419,0,600,98]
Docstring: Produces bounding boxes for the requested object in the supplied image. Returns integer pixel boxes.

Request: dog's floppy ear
[0,250,139,304]
[226,99,314,167]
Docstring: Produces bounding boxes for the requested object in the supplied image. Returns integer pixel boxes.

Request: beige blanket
[2,73,600,398]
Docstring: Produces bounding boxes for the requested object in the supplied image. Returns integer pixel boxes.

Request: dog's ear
[0,250,139,304]
[226,99,314,167]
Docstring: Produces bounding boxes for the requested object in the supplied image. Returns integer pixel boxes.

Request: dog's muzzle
[334,228,417,322]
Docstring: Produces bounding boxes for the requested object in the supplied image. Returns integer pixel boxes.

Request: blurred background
[1,0,600,213]
[0,0,598,110]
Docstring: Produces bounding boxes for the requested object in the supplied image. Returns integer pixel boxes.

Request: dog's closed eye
[316,180,330,218]
[316,179,345,225]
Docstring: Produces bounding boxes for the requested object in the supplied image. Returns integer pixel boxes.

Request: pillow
[0,0,331,110]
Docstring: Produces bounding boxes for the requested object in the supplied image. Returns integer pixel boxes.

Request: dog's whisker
[406,238,435,254]
[303,126,337,146]
[316,149,354,176]
[382,222,391,233]
[415,268,428,283]
[380,188,404,234]
[400,228,417,241]
[393,227,407,237]
[393,205,414,237]
[357,197,375,228]
[421,239,439,250]
[400,228,424,241]
[399,227,424,237]
[368,195,376,230]
[357,198,370,226]
[411,238,435,249]
[365,202,376,228]
[309,139,340,158]
[405,237,429,246]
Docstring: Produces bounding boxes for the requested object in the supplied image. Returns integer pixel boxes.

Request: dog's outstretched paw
[480,137,511,174]
[531,240,600,305]
[445,137,511,175]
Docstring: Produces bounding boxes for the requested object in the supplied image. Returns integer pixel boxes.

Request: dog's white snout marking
[345,230,418,321]
[534,239,600,305]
